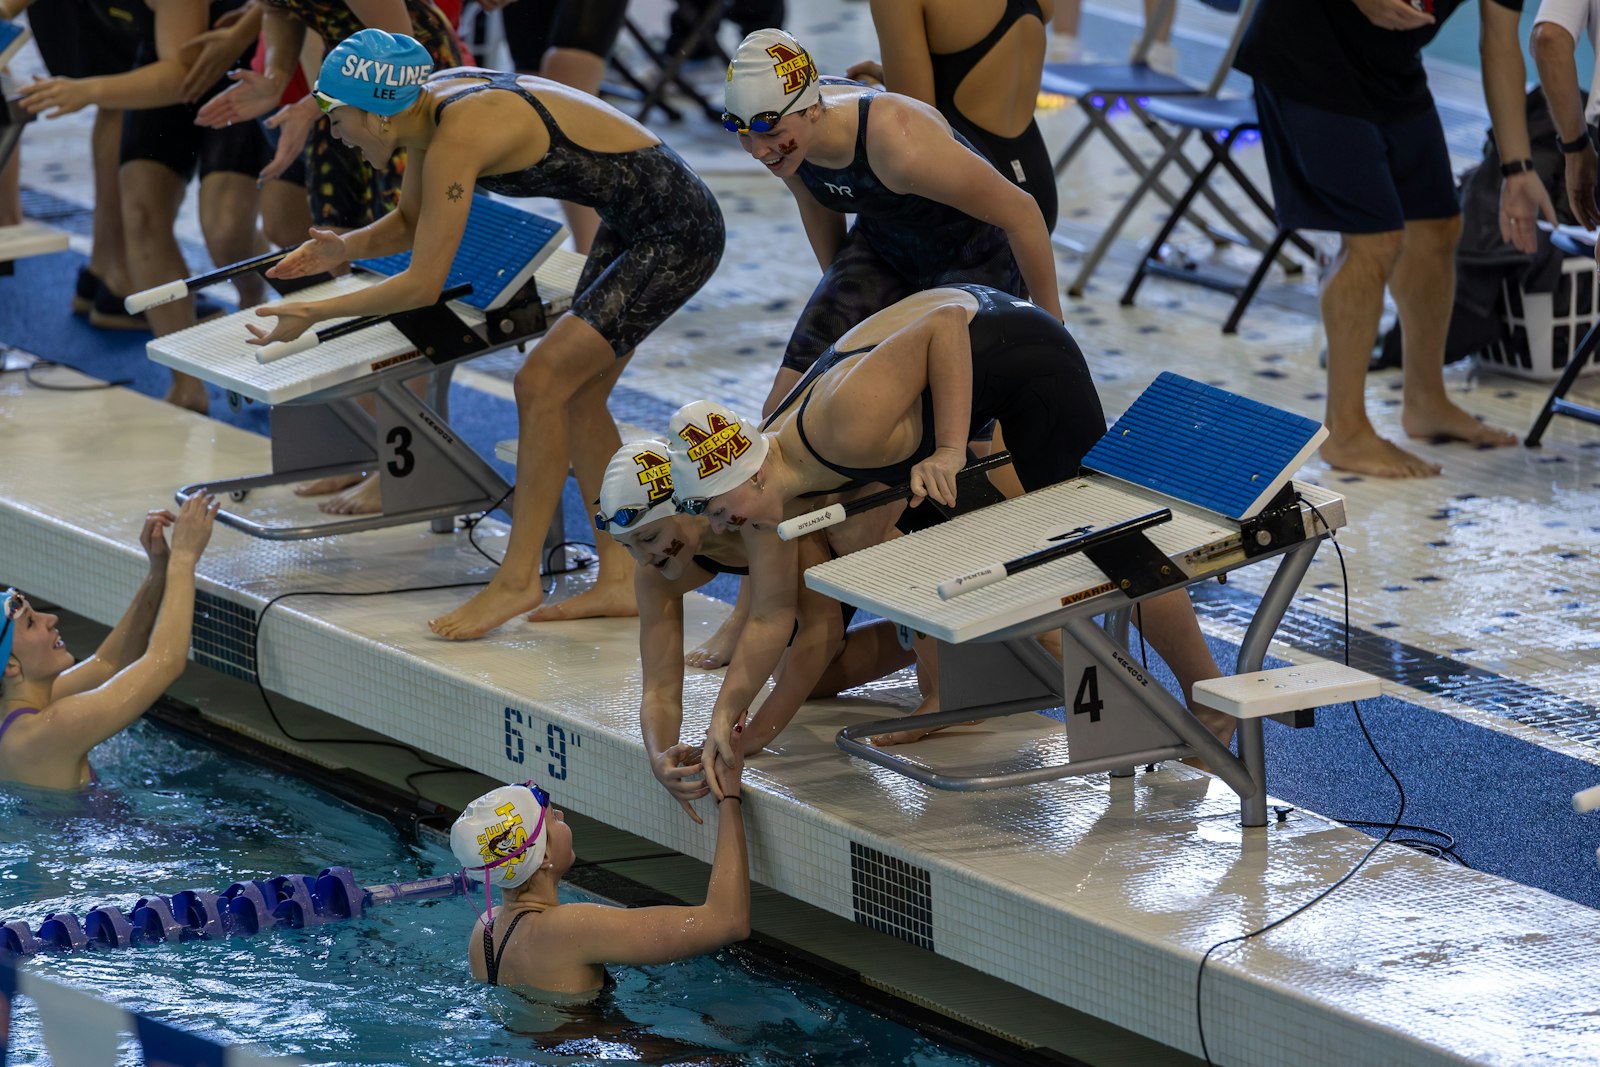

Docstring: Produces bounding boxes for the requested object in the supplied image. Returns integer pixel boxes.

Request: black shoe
[72,267,98,317]
[89,281,228,332]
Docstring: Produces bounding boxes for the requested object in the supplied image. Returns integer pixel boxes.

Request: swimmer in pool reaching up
[0,492,219,791]
[453,767,748,996]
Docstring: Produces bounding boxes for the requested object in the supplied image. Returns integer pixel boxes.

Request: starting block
[1,53,72,274]
[145,195,586,557]
[807,373,1344,827]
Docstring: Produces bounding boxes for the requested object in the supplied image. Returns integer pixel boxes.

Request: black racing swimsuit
[691,554,749,577]
[771,285,1105,494]
[779,88,1023,374]
[484,907,617,998]
[431,70,726,357]
[928,0,1056,230]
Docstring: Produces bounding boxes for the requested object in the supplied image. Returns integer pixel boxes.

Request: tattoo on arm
[446,181,465,202]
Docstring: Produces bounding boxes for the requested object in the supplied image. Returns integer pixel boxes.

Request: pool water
[0,722,995,1066]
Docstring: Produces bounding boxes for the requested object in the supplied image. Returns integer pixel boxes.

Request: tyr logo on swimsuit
[822,181,854,198]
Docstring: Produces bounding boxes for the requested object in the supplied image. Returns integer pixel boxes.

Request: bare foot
[526,578,638,622]
[1181,705,1237,772]
[868,697,979,747]
[318,473,382,515]
[1320,430,1441,478]
[294,472,366,497]
[1402,401,1519,449]
[686,611,744,669]
[165,380,210,415]
[430,577,546,640]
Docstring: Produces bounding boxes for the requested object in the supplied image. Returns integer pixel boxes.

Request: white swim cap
[668,401,769,507]
[724,29,820,132]
[450,783,549,888]
[595,441,677,534]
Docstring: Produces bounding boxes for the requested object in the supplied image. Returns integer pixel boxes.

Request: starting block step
[495,424,658,468]
[1193,662,1382,720]
[0,220,70,266]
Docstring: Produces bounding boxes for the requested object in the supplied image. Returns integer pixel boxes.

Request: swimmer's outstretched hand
[702,711,748,801]
[258,100,319,184]
[651,742,709,823]
[16,76,94,119]
[908,445,964,509]
[140,509,178,572]
[267,228,348,279]
[713,729,746,810]
[245,302,318,347]
[169,493,220,565]
[194,68,283,128]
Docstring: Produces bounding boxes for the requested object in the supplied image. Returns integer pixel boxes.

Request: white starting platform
[809,373,1345,826]
[4,366,1600,1067]
[145,194,585,548]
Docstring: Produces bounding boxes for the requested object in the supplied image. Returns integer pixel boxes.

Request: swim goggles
[312,90,351,115]
[673,496,712,516]
[462,780,550,922]
[0,589,20,669]
[721,86,810,134]
[593,504,655,532]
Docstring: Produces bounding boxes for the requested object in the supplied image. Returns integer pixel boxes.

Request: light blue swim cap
[314,29,433,117]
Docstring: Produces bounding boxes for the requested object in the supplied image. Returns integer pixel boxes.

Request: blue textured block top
[1082,372,1326,520]
[355,194,564,311]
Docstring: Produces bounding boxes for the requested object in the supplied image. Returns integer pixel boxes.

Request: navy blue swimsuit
[780,88,1024,374]
[771,285,1104,494]
[432,70,726,357]
[929,0,1056,230]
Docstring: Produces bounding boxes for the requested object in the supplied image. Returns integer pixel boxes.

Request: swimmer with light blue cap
[312,28,434,116]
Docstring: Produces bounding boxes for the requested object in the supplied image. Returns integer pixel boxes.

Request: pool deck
[4,369,1598,1067]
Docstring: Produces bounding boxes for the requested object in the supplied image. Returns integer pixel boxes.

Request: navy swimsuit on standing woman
[431,70,726,358]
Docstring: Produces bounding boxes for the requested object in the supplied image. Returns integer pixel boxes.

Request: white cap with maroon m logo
[725,29,821,128]
[667,401,769,503]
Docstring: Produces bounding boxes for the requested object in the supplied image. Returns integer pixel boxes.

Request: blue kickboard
[354,194,565,311]
[1082,372,1327,520]
[0,20,28,69]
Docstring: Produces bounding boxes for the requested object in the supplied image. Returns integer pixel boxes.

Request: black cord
[0,355,131,390]
[1195,496,1409,1066]
[250,583,486,789]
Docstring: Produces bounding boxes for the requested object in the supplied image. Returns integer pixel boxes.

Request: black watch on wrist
[1559,131,1594,155]
[1498,157,1536,177]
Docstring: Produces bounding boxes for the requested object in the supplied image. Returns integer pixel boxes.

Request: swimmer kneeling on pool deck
[0,493,220,791]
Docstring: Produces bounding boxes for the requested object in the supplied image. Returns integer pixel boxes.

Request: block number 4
[1073,666,1104,723]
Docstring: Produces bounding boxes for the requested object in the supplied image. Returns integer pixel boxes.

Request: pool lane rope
[2,868,467,955]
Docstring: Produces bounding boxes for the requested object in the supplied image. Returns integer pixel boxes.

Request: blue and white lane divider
[2,868,467,955]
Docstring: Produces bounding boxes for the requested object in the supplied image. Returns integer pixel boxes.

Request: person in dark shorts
[666,286,1233,791]
[496,0,626,252]
[1235,0,1547,478]
[19,0,278,412]
[251,30,726,641]
[723,28,1061,417]
[6,0,139,323]
[193,0,468,229]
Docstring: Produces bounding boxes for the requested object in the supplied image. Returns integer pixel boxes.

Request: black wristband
[1560,131,1594,155]
[1499,157,1536,177]
[721,794,742,804]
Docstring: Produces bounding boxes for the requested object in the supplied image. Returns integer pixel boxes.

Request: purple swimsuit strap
[0,706,40,745]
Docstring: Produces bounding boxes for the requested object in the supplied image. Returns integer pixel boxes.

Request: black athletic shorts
[27,0,139,80]
[501,0,626,72]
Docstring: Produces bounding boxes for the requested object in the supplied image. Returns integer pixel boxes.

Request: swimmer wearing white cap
[722,28,1062,417]
[452,770,749,995]
[597,443,915,820]
[0,494,219,790]
[670,287,1237,788]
